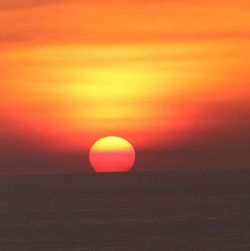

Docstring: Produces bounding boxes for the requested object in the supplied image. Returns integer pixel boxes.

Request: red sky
[1,0,250,174]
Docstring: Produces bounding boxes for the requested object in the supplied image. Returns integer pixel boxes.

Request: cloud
[136,102,250,171]
[0,0,249,45]
[0,151,88,175]
[0,0,63,10]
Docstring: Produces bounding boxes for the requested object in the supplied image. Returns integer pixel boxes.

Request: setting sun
[89,136,135,172]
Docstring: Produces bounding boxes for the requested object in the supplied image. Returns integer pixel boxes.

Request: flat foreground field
[0,170,250,250]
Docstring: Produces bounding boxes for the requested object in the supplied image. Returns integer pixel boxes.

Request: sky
[1,0,250,174]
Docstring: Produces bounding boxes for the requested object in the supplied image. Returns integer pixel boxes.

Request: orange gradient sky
[1,0,250,174]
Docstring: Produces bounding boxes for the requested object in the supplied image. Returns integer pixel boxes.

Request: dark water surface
[0,170,250,250]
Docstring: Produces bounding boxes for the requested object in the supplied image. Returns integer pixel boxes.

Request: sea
[0,170,250,250]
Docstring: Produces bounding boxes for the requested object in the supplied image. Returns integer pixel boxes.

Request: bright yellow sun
[89,136,136,172]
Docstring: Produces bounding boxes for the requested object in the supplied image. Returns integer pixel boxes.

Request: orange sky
[1,0,250,173]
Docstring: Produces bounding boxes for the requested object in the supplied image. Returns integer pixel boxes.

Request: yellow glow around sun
[90,136,134,152]
[1,39,250,151]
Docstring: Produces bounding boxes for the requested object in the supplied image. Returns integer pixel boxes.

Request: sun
[89,136,135,172]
